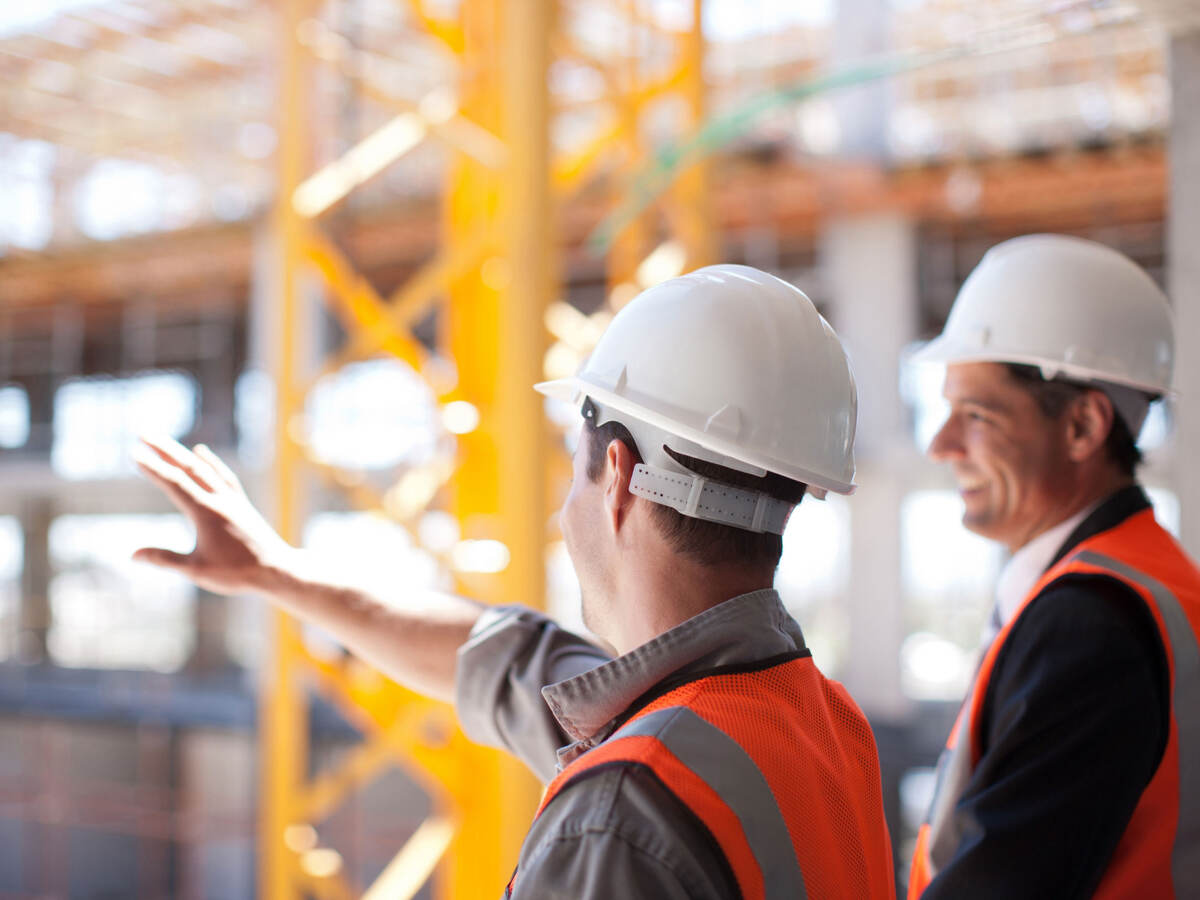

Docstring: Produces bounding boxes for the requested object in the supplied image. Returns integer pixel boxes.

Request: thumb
[132,547,193,572]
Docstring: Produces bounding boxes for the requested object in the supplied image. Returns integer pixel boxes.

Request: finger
[134,446,208,515]
[132,546,193,573]
[139,434,220,493]
[193,444,243,493]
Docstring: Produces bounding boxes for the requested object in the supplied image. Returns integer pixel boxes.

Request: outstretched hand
[133,435,295,596]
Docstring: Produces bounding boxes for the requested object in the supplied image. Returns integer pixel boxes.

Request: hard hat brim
[908,337,1173,397]
[533,378,579,403]
[534,376,856,495]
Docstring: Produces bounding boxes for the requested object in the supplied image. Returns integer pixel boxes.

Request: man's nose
[927,416,963,462]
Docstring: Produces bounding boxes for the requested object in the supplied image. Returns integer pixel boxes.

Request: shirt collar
[993,504,1098,627]
[541,589,805,767]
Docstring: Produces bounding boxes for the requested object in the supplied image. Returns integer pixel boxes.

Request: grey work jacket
[454,589,810,899]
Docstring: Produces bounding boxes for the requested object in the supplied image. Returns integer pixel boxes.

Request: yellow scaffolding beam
[260,0,310,898]
[262,0,712,896]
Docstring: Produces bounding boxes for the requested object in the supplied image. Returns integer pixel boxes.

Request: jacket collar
[541,589,806,768]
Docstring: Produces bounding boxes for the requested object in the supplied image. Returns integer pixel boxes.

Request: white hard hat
[536,265,857,533]
[912,234,1174,396]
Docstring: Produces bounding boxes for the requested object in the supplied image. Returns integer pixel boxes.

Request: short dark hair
[1003,364,1143,475]
[581,402,807,571]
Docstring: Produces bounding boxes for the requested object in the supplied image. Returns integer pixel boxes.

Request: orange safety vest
[508,654,896,900]
[909,508,1200,898]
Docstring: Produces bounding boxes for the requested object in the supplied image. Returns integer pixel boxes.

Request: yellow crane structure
[262,1,713,897]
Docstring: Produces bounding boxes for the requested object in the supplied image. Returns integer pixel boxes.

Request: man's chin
[960,509,998,540]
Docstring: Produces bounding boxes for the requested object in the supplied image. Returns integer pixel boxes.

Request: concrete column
[823,214,917,454]
[1169,31,1200,558]
[187,589,232,674]
[832,0,893,159]
[17,496,53,663]
[822,213,918,720]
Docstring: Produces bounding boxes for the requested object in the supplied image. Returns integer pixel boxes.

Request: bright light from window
[235,368,274,467]
[900,767,937,832]
[441,400,480,435]
[1139,400,1170,451]
[901,348,948,452]
[417,510,460,553]
[704,0,832,38]
[0,384,30,448]
[49,514,196,671]
[1146,487,1180,537]
[52,372,197,480]
[901,490,1005,699]
[0,134,55,251]
[75,158,169,241]
[900,631,971,702]
[303,512,439,586]
[306,359,440,470]
[451,539,511,574]
[777,493,851,675]
[299,512,442,658]
[0,517,22,662]
[546,539,586,635]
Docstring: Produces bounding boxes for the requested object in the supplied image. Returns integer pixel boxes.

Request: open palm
[133,435,294,596]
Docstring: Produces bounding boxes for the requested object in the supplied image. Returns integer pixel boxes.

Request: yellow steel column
[674,0,716,269]
[438,0,550,894]
[499,0,553,611]
[495,0,554,873]
[262,1,309,898]
[608,0,650,298]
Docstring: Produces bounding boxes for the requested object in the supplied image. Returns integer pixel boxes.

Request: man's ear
[1065,390,1114,463]
[603,438,638,530]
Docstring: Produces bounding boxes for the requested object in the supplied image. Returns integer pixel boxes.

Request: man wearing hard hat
[907,235,1200,898]
[134,265,896,898]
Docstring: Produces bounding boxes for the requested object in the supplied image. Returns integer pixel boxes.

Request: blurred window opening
[305,359,441,470]
[0,516,22,662]
[298,512,443,659]
[74,158,211,241]
[75,158,166,241]
[48,515,195,671]
[52,371,197,481]
[235,368,275,468]
[777,493,852,677]
[901,490,1005,700]
[0,134,54,252]
[0,384,30,448]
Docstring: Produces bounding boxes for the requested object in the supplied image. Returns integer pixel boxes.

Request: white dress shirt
[984,504,1099,643]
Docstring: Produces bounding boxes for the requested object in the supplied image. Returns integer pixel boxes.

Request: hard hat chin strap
[629,464,794,534]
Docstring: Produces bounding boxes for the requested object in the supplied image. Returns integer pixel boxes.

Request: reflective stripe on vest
[909,510,1200,899]
[617,705,807,899]
[1073,550,1200,893]
[510,656,895,900]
